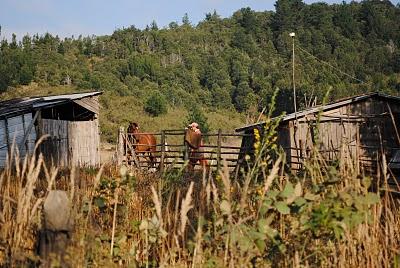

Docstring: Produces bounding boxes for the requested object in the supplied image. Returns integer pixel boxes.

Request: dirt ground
[100,142,116,164]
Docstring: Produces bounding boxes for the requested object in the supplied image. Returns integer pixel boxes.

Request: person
[185,122,208,170]
[188,122,201,134]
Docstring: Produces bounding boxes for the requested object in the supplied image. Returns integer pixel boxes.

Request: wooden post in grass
[110,187,119,256]
[160,130,166,173]
[183,129,189,164]
[117,127,124,165]
[217,129,222,171]
[38,190,73,267]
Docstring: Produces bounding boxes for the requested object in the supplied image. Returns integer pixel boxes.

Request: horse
[127,122,157,168]
[185,122,208,171]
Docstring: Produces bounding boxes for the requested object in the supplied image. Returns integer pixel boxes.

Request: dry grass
[0,138,399,267]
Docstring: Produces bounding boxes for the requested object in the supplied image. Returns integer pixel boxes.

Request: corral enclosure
[116,128,246,171]
[236,92,400,173]
[0,91,102,167]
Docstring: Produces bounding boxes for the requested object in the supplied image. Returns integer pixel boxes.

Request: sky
[0,0,399,40]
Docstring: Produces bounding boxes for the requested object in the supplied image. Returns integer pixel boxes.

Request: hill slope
[0,0,399,141]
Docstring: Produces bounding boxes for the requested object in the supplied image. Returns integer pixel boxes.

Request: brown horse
[127,122,157,167]
[185,123,208,170]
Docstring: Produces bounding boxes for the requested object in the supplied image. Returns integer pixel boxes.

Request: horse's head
[128,122,139,134]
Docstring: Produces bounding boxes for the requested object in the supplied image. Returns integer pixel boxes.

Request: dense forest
[1,0,400,139]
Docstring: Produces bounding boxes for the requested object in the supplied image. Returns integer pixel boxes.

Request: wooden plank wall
[68,119,100,166]
[40,118,100,167]
[284,98,400,172]
[0,113,36,167]
[287,105,362,170]
[41,119,69,166]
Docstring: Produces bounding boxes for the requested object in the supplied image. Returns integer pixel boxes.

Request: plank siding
[40,118,100,167]
[236,93,400,174]
[0,92,102,168]
[282,99,400,172]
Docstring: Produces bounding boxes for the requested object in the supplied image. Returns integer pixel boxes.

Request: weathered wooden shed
[236,92,400,173]
[0,91,102,167]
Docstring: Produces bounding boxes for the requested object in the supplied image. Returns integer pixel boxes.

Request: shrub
[185,104,210,134]
[144,91,167,116]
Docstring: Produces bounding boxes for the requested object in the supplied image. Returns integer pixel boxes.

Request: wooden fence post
[183,129,189,163]
[117,127,124,165]
[160,130,166,173]
[128,137,141,168]
[39,190,73,267]
[217,128,222,171]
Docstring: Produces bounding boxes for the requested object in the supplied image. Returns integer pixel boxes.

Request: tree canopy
[0,0,399,116]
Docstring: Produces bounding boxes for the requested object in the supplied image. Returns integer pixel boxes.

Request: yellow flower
[253,128,261,155]
[257,187,263,196]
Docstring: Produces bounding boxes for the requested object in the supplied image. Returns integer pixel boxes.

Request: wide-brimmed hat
[189,122,199,128]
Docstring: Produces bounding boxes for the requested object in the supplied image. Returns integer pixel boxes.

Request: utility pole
[289,32,297,119]
[290,32,299,170]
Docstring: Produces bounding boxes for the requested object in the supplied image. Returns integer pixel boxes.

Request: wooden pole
[291,33,300,171]
[110,188,119,256]
[217,128,222,171]
[356,122,360,175]
[183,129,189,163]
[160,130,165,173]
[117,127,124,165]
[128,138,141,168]
[387,103,400,146]
[20,110,40,154]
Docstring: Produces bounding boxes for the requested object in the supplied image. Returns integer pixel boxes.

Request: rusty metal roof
[235,92,400,132]
[0,91,102,118]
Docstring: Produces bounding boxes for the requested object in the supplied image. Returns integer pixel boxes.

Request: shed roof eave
[235,121,267,132]
[0,91,102,118]
[40,91,102,101]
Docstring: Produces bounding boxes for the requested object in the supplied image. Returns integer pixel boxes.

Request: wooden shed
[236,92,400,173]
[0,91,102,167]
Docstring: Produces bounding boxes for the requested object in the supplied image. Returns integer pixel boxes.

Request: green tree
[150,20,158,31]
[272,0,305,33]
[19,65,34,85]
[144,91,168,116]
[1,0,400,128]
[186,105,210,134]
[182,13,191,26]
[233,81,253,112]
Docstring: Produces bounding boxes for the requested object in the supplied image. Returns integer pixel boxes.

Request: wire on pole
[296,44,367,85]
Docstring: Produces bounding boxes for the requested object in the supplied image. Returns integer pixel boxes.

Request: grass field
[0,118,399,267]
[0,84,246,144]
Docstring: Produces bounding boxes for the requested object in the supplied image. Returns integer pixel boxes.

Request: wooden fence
[116,127,252,172]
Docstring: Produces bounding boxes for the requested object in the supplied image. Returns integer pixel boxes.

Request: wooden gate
[116,128,249,172]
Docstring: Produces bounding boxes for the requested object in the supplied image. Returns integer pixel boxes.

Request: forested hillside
[1,0,400,141]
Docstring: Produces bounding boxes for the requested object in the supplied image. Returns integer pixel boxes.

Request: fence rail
[116,127,245,172]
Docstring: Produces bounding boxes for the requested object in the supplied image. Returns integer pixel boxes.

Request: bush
[144,91,168,116]
[185,104,210,134]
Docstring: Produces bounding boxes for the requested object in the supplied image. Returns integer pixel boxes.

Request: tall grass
[0,123,399,267]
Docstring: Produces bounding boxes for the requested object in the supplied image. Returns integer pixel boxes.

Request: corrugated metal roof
[388,150,400,169]
[0,91,102,118]
[235,92,400,132]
